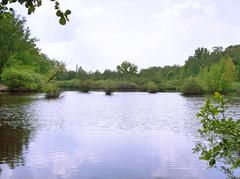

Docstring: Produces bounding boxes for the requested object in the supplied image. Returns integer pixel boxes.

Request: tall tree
[0,15,37,73]
[117,61,138,75]
[199,58,236,92]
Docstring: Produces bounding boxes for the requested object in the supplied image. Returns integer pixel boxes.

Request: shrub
[146,82,158,93]
[56,80,80,90]
[90,80,114,91]
[232,82,240,95]
[43,83,60,98]
[79,81,90,93]
[161,80,180,91]
[104,82,116,95]
[1,67,43,91]
[104,87,113,95]
[181,77,205,95]
[116,82,138,91]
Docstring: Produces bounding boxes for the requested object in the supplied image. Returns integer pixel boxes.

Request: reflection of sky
[1,128,225,179]
[27,131,98,178]
[2,92,238,178]
[31,92,204,135]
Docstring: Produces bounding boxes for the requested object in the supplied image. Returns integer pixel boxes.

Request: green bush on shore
[146,82,158,93]
[181,77,205,95]
[56,80,79,90]
[116,82,138,91]
[1,67,43,92]
[57,80,139,92]
[232,82,240,95]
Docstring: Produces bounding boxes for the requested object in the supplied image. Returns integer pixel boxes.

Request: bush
[161,80,180,91]
[116,82,138,91]
[181,77,205,95]
[55,80,139,92]
[146,82,158,93]
[79,81,90,93]
[104,82,116,95]
[43,83,60,98]
[104,88,113,95]
[56,80,80,90]
[232,82,240,95]
[89,80,114,91]
[1,67,43,91]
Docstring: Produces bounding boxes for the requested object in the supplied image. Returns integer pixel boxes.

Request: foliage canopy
[0,14,64,94]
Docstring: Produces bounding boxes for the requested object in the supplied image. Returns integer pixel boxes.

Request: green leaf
[28,6,35,13]
[65,9,71,15]
[37,1,42,7]
[59,17,66,25]
[209,159,216,166]
[1,0,8,5]
[56,10,62,17]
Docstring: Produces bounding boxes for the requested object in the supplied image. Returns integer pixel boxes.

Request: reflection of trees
[0,123,32,169]
[0,94,36,170]
[0,93,34,105]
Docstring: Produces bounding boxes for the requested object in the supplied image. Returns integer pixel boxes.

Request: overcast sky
[14,0,240,71]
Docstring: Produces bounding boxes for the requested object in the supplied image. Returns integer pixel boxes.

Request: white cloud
[13,0,240,71]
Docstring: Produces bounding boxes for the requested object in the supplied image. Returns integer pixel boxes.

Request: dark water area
[0,91,239,179]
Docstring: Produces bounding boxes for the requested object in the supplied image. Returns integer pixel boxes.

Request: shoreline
[0,89,239,97]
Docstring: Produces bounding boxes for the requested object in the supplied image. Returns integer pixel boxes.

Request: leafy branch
[194,92,240,178]
[0,0,71,25]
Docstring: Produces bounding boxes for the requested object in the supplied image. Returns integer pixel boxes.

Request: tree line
[57,46,239,95]
[0,14,240,95]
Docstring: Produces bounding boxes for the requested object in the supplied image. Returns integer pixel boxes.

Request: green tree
[183,48,210,77]
[117,61,138,75]
[0,14,65,92]
[76,66,89,81]
[0,15,37,73]
[194,92,240,178]
[199,58,236,93]
[224,45,240,82]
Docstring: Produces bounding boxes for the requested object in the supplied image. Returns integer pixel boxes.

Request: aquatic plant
[104,83,115,95]
[79,81,90,93]
[43,83,60,98]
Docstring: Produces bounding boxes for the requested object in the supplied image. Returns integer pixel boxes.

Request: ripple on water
[0,92,236,179]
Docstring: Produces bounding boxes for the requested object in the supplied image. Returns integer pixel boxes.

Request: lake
[0,91,239,179]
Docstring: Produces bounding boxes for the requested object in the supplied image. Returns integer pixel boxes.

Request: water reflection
[0,94,36,171]
[1,92,239,178]
[0,123,31,169]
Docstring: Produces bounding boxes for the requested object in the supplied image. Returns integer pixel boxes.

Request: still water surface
[0,91,239,179]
